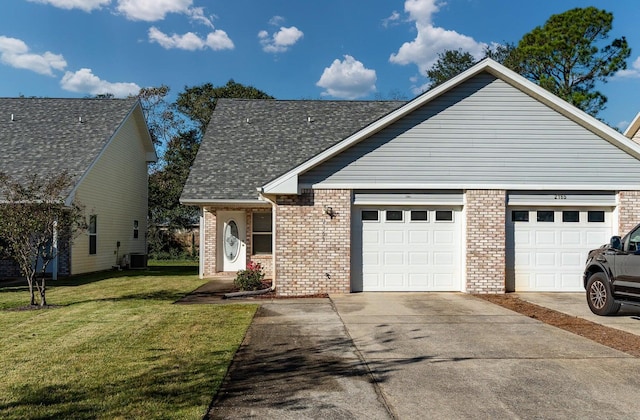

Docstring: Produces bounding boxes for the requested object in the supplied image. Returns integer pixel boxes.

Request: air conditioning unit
[129,253,147,269]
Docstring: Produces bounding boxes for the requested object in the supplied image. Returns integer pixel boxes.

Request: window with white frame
[89,215,97,255]
[252,212,272,254]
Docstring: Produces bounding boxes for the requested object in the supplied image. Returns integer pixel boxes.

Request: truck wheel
[586,273,620,316]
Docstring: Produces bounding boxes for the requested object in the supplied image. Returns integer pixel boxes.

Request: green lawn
[0,264,257,419]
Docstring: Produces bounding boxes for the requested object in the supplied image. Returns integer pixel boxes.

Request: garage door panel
[409,252,429,265]
[358,208,461,292]
[535,231,556,244]
[384,252,404,265]
[409,231,429,244]
[363,231,380,245]
[536,253,556,266]
[561,231,581,245]
[384,230,404,244]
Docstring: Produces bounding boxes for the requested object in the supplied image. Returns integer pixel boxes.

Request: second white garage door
[506,208,613,291]
[356,208,462,292]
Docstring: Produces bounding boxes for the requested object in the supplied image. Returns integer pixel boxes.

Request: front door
[218,211,246,272]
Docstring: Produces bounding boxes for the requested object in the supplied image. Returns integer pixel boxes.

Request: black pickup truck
[584,223,640,315]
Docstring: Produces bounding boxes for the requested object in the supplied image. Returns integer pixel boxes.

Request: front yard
[0,264,257,419]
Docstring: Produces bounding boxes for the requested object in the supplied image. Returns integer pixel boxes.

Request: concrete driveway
[207,293,640,419]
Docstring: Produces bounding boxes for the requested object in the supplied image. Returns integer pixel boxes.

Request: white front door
[218,211,246,272]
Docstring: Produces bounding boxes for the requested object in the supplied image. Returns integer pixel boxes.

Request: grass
[0,264,258,419]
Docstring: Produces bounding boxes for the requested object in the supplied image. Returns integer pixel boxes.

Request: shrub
[234,261,265,291]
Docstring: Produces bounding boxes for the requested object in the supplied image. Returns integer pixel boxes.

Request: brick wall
[202,207,217,277]
[465,189,506,293]
[618,191,640,235]
[275,189,351,296]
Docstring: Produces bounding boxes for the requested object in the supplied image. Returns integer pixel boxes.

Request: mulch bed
[477,294,640,358]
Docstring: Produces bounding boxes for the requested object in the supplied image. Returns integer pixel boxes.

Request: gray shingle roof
[0,97,139,199]
[182,99,405,201]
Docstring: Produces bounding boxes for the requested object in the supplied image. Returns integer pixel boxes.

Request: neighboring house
[0,98,156,279]
[181,59,640,296]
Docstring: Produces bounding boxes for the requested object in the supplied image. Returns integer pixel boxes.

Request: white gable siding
[300,74,640,189]
[71,112,149,274]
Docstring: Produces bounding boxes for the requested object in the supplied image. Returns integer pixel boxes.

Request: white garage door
[506,208,613,291]
[355,208,462,292]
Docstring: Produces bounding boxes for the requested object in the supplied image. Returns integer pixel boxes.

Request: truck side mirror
[610,236,622,250]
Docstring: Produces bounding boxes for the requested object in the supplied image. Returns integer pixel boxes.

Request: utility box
[129,253,147,269]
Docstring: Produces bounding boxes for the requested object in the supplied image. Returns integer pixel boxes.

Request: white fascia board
[179,198,270,207]
[624,112,640,139]
[304,182,637,191]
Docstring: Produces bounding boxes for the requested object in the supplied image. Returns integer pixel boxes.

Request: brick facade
[618,191,640,235]
[202,208,217,277]
[275,189,351,296]
[465,190,506,294]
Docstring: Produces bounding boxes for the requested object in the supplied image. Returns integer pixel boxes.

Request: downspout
[261,195,277,293]
[199,207,205,279]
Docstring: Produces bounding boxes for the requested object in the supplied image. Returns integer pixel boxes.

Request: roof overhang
[179,198,271,208]
[260,58,640,196]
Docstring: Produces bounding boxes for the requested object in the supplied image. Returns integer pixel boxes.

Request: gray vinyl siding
[300,73,640,188]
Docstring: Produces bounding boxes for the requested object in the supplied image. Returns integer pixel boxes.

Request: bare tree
[0,172,86,307]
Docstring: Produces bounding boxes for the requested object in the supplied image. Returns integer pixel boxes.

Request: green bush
[234,261,265,291]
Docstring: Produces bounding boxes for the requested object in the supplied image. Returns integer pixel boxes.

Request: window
[386,210,403,221]
[435,210,453,222]
[537,211,554,222]
[512,210,529,222]
[562,211,579,223]
[252,212,272,254]
[588,211,605,223]
[361,210,379,221]
[89,215,97,255]
[410,210,428,221]
[133,220,139,239]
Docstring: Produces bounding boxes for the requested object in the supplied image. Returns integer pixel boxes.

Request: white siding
[71,110,150,274]
[301,73,640,188]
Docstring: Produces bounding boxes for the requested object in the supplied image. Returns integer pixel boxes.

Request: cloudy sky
[1,0,638,129]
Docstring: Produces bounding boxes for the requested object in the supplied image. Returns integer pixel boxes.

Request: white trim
[262,58,640,196]
[624,112,640,139]
[353,192,464,206]
[180,198,270,207]
[304,182,635,191]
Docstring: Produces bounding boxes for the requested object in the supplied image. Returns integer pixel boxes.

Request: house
[181,59,640,295]
[0,98,156,279]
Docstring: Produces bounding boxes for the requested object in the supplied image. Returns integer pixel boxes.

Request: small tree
[0,172,86,307]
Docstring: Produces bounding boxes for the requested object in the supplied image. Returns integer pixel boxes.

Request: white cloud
[382,11,401,28]
[316,55,377,99]
[269,16,285,26]
[389,0,486,74]
[615,56,640,78]
[259,26,303,53]
[26,0,111,12]
[205,30,234,50]
[187,6,214,28]
[116,0,192,21]
[148,27,233,51]
[60,68,140,97]
[0,36,66,76]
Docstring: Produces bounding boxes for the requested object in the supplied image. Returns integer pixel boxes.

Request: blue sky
[1,0,638,129]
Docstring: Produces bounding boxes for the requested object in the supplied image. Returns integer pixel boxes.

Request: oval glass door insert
[224,220,240,262]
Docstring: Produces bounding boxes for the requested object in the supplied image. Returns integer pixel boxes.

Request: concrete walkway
[207,293,640,419]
